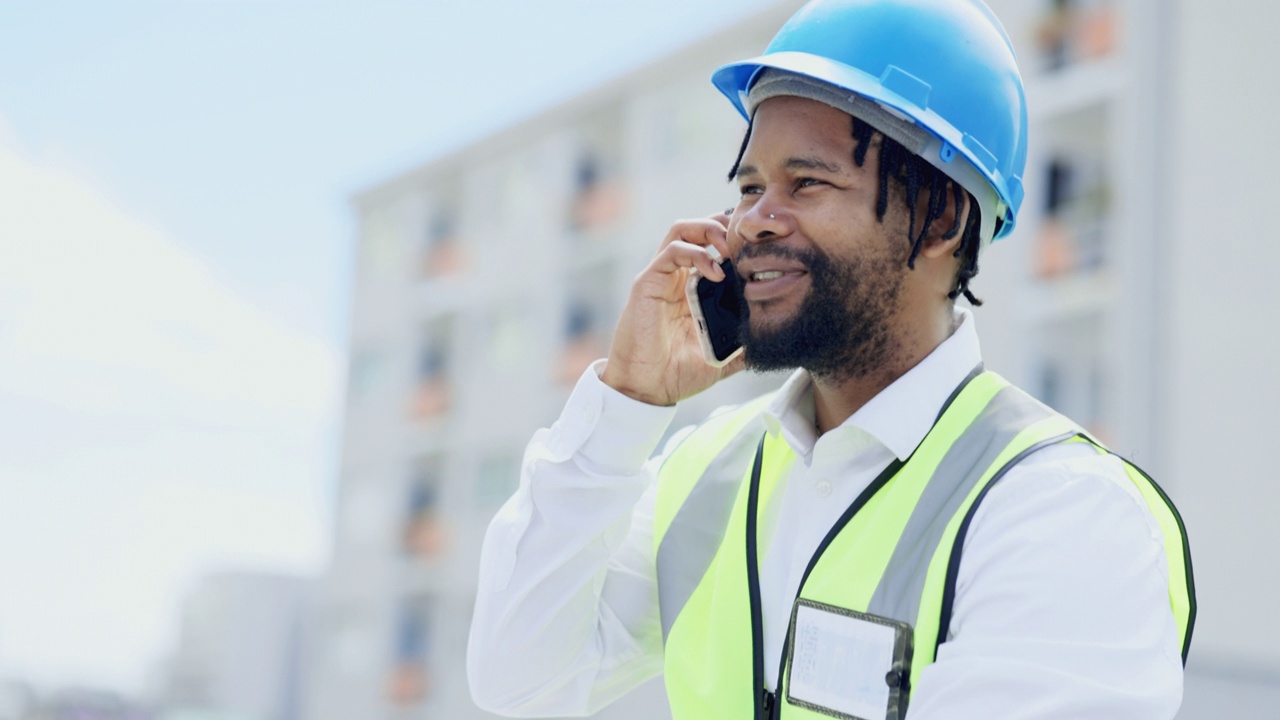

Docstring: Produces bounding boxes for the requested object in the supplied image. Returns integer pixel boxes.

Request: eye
[797,177,825,189]
[739,184,763,196]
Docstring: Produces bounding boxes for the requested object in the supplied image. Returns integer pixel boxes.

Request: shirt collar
[762,307,983,461]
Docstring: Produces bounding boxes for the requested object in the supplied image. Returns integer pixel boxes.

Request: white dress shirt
[467,309,1183,719]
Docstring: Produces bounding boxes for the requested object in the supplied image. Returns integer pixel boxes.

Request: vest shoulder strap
[931,380,1196,663]
[652,393,774,547]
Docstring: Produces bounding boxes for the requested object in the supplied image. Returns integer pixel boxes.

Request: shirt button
[815,480,832,498]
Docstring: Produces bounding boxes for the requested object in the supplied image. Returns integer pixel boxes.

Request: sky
[0,0,781,697]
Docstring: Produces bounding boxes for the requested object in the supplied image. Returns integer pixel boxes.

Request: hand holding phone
[686,256,745,367]
[602,215,739,406]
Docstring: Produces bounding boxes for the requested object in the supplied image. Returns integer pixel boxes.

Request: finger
[661,218,731,261]
[652,239,726,282]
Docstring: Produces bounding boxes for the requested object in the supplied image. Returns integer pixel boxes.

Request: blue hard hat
[712,0,1028,243]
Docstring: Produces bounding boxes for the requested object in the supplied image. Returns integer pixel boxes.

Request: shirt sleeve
[907,442,1185,720]
[466,360,687,717]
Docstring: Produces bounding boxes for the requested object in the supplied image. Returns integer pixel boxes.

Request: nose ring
[769,213,775,220]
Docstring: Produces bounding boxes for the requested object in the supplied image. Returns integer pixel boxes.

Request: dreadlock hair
[728,113,985,305]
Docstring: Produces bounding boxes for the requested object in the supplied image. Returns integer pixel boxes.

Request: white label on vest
[788,602,897,719]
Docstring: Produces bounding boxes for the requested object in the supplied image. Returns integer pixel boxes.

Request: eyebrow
[733,156,846,180]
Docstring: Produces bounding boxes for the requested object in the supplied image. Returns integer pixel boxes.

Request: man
[468,1,1195,718]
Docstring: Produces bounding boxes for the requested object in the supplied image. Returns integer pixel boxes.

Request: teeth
[752,271,784,281]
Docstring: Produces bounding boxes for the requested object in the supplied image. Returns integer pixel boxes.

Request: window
[421,209,465,277]
[403,458,446,559]
[409,318,453,420]
[1035,105,1111,279]
[567,112,628,235]
[1033,0,1117,73]
[558,265,614,384]
[388,597,434,706]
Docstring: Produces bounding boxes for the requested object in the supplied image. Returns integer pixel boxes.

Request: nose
[732,201,790,247]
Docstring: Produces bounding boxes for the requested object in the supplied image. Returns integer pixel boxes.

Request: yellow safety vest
[652,371,1195,719]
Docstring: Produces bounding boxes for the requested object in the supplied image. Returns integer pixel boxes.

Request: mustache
[735,243,827,268]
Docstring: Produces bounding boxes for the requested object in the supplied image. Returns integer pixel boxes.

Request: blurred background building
[161,573,312,720]
[0,685,152,720]
[301,0,1279,718]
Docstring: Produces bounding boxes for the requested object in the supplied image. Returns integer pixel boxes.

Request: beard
[737,243,905,382]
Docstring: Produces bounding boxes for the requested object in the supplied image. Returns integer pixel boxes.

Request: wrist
[600,361,675,407]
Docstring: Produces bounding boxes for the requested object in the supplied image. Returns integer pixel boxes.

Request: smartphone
[685,257,745,367]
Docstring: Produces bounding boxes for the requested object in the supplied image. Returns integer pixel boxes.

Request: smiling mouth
[743,268,809,304]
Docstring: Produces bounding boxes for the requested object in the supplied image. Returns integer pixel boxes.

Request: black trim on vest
[747,435,771,720]
[772,455,907,717]
[935,431,1197,664]
[747,364,984,717]
[934,431,1088,654]
[937,364,986,424]
[1083,438,1197,664]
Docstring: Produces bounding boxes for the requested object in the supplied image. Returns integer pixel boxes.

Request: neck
[810,306,957,434]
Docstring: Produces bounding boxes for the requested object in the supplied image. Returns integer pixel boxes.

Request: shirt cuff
[544,360,678,475]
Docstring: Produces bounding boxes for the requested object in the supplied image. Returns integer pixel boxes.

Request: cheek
[828,211,899,258]
[800,214,865,258]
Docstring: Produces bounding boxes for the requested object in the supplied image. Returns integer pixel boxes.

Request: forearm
[467,364,677,716]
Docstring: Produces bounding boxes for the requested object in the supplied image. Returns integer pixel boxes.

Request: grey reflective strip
[656,425,763,642]
[866,386,1057,625]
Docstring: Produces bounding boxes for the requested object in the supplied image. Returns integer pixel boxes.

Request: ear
[915,181,967,261]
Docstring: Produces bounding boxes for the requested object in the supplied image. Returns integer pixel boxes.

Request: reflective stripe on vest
[652,371,1195,719]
